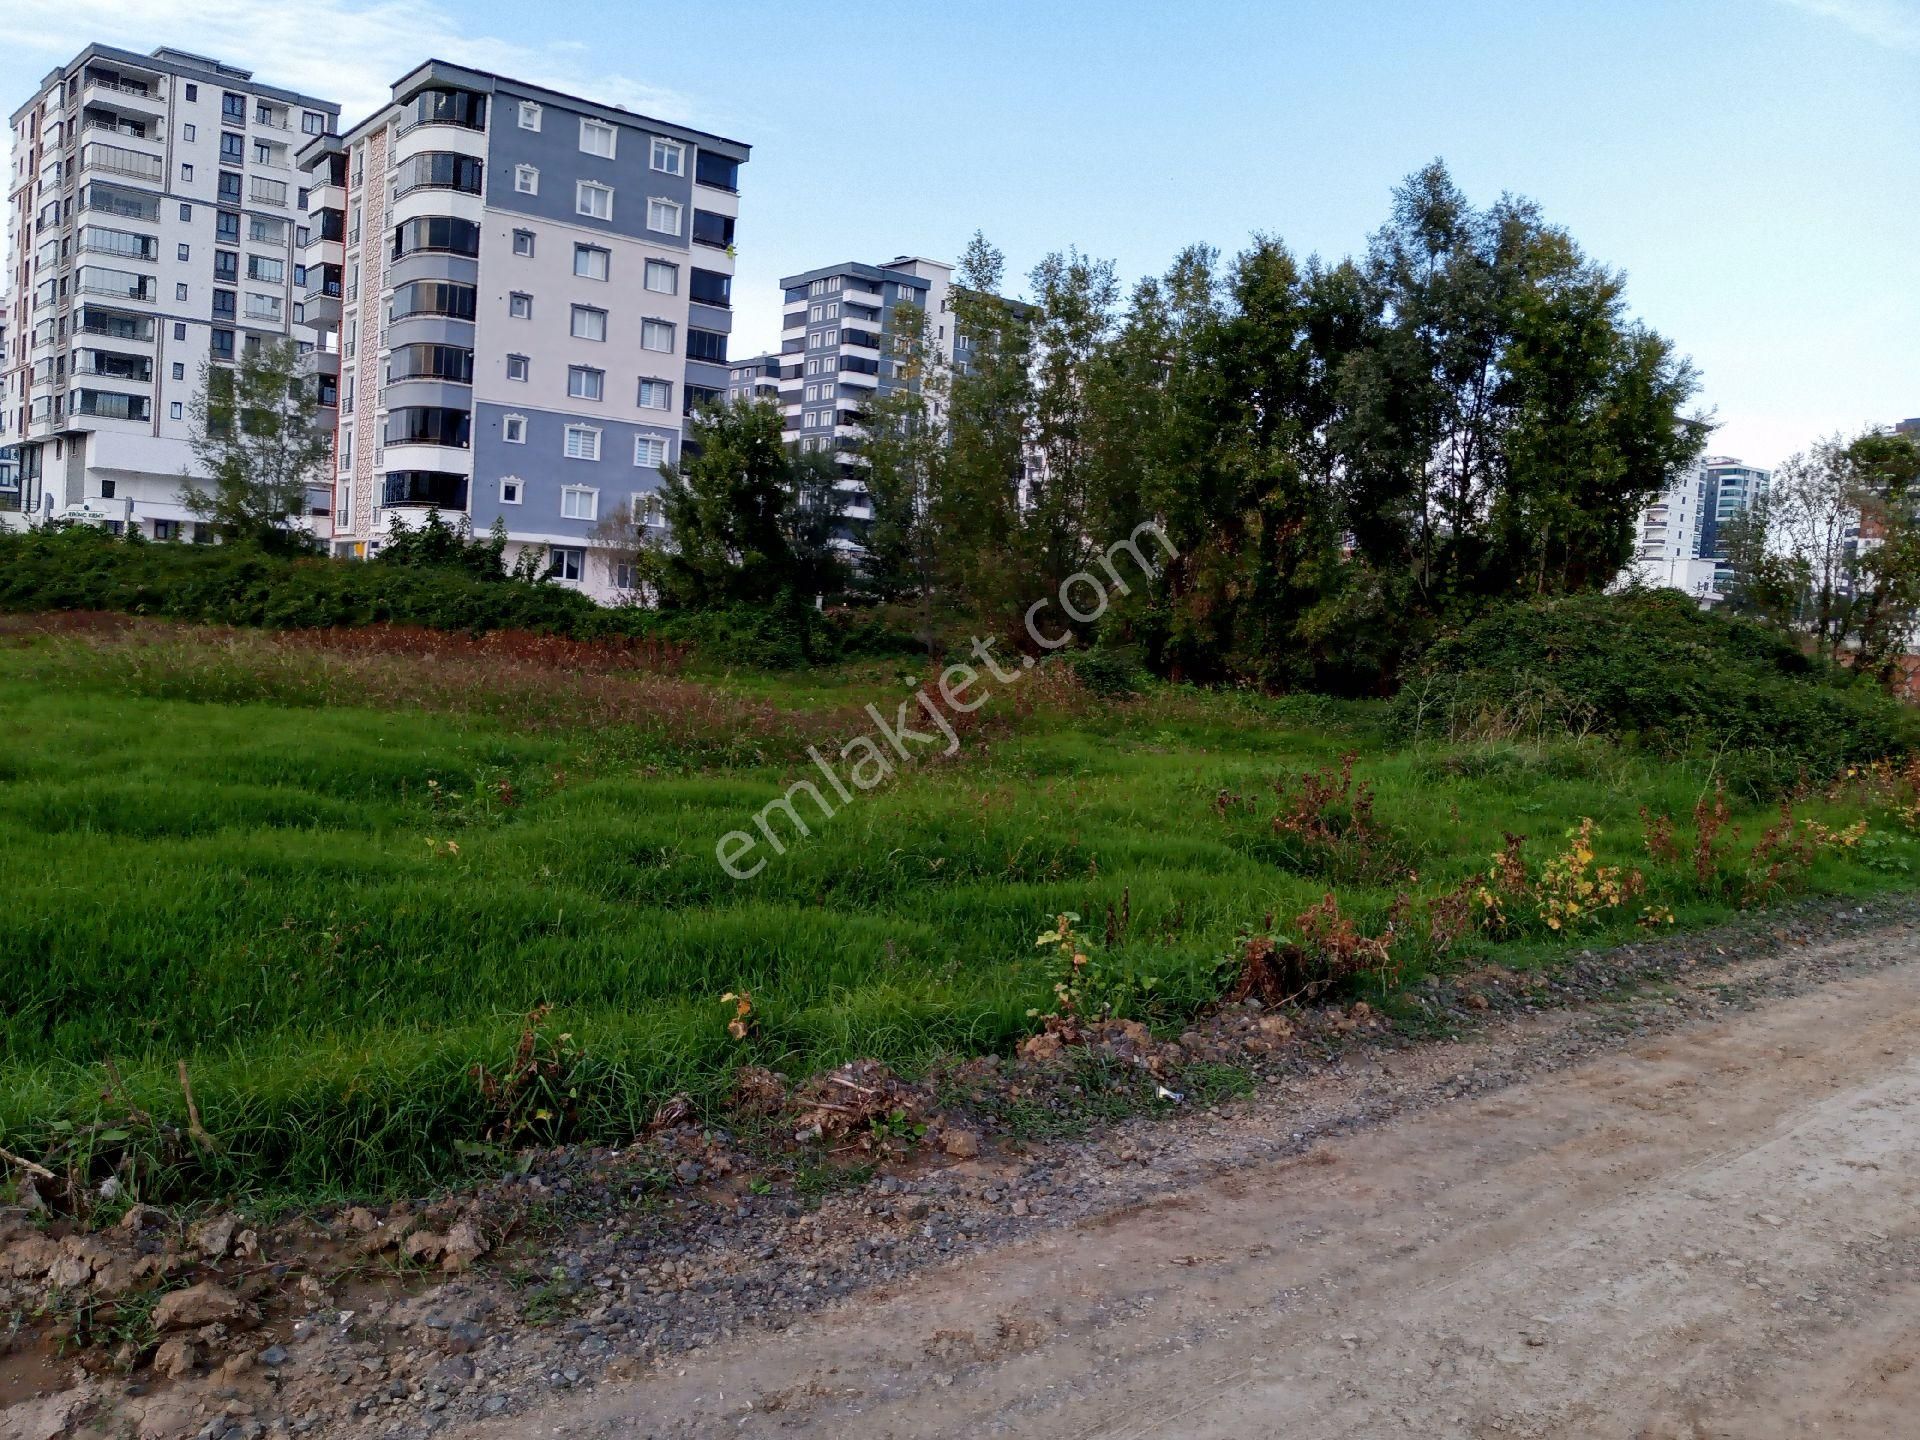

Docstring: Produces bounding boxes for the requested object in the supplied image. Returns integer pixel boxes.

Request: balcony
[81,72,167,117]
[76,267,157,303]
[81,183,161,223]
[78,226,159,262]
[397,88,488,135]
[295,348,341,379]
[80,110,158,145]
[74,389,151,422]
[394,152,484,199]
[80,143,164,183]
[77,308,156,343]
[75,351,154,382]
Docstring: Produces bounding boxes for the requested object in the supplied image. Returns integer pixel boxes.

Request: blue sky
[6,0,1915,466]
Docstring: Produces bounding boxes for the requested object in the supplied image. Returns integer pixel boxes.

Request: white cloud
[1773,0,1920,52]
[0,0,698,126]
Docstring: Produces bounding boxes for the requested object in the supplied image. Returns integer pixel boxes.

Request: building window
[646,198,682,236]
[512,228,535,257]
[643,259,678,294]
[615,561,637,590]
[506,354,530,382]
[633,491,663,527]
[154,519,179,541]
[503,414,527,443]
[573,244,610,281]
[180,203,193,221]
[499,477,522,505]
[638,379,672,410]
[509,292,533,319]
[563,425,601,461]
[180,163,194,182]
[550,547,584,582]
[169,401,184,420]
[303,111,325,136]
[518,101,542,131]
[561,485,598,520]
[641,319,675,353]
[182,123,197,142]
[176,283,190,301]
[570,305,607,342]
[634,436,668,468]
[174,322,188,340]
[567,365,604,401]
[650,137,684,175]
[514,164,538,195]
[185,83,198,102]
[172,363,185,380]
[576,181,614,221]
[579,117,617,158]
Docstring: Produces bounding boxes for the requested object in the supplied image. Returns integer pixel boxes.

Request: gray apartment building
[2,45,338,533]
[726,351,781,406]
[298,60,748,599]
[774,256,960,538]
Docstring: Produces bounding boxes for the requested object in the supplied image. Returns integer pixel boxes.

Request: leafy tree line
[1718,428,1920,690]
[635,162,1707,692]
[124,163,1743,693]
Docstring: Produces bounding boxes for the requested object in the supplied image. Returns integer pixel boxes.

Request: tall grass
[2,620,1915,1199]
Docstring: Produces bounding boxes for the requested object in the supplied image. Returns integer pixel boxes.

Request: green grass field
[3,615,1917,1200]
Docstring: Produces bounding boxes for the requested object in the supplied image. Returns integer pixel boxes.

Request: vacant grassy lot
[3,615,1917,1199]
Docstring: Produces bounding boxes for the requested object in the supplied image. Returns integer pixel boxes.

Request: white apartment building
[2,45,339,535]
[1627,454,1772,601]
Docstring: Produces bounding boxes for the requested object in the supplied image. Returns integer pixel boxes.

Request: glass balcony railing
[80,143,163,182]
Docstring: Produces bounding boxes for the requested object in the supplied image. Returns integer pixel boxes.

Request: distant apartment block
[726,351,780,406]
[2,45,339,534]
[298,60,748,598]
[773,255,1028,545]
[1628,454,1771,600]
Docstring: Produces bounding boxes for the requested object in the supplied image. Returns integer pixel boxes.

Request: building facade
[1627,454,1772,601]
[298,60,748,599]
[726,351,780,406]
[2,45,338,534]
[0,292,16,511]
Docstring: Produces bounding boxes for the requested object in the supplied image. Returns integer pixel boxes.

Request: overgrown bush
[1070,646,1147,699]
[1393,589,1918,791]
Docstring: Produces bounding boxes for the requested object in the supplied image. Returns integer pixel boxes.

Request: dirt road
[460,940,1920,1439]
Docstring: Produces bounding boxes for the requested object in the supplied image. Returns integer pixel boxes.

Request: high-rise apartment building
[1627,454,1772,600]
[776,256,956,458]
[726,351,780,406]
[2,45,338,533]
[298,61,748,597]
[0,292,16,510]
[772,255,1021,546]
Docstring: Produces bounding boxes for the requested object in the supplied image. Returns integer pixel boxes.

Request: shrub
[1393,589,1918,790]
[1070,646,1147,699]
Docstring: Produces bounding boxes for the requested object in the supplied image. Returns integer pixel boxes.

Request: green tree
[1846,430,1920,687]
[939,232,1034,617]
[857,298,950,612]
[1022,247,1121,597]
[640,398,844,610]
[1338,161,1703,608]
[378,511,509,582]
[180,340,331,554]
